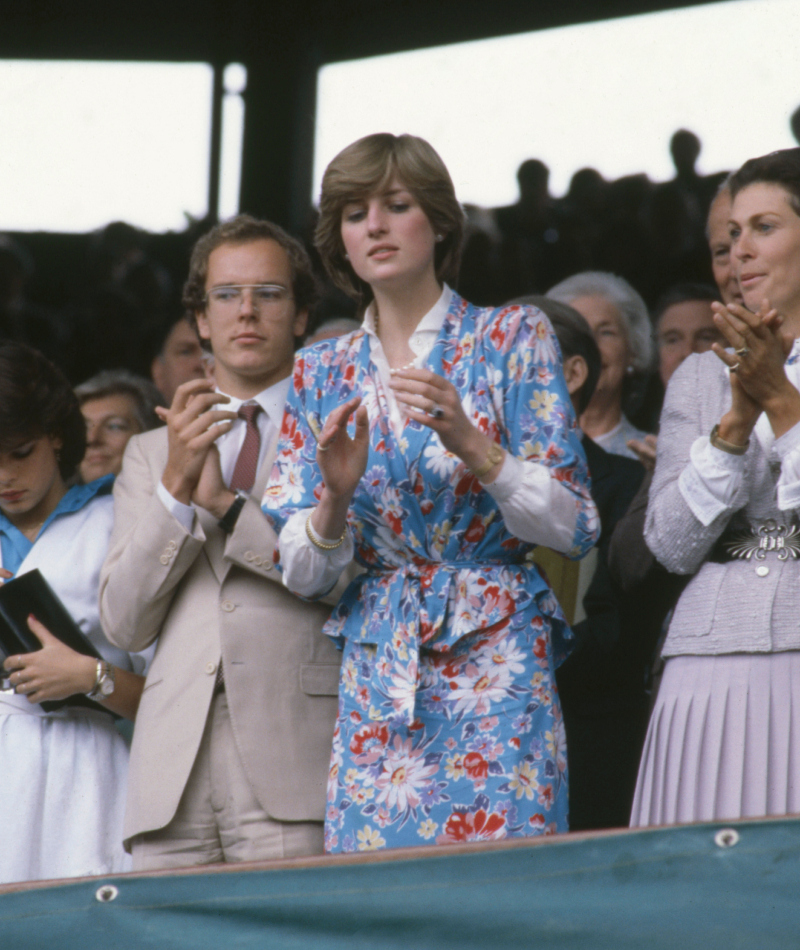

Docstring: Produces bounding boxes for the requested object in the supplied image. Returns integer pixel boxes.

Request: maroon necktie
[229,403,262,493]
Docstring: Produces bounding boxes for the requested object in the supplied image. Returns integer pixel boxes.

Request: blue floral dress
[263,294,597,852]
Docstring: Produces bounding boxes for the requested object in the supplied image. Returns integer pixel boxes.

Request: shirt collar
[216,376,292,429]
[0,474,113,551]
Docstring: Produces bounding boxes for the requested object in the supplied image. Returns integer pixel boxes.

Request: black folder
[0,569,110,714]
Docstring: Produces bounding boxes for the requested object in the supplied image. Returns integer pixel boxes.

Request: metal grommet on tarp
[95,884,119,903]
[714,828,740,848]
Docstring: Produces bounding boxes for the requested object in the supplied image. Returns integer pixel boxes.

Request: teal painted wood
[1,819,798,948]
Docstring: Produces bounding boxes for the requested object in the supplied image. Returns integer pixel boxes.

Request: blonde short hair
[315,133,464,304]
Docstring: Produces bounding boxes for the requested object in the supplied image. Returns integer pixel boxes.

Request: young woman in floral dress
[263,133,598,852]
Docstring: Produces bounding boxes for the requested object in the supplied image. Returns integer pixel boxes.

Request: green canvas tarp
[1,816,799,948]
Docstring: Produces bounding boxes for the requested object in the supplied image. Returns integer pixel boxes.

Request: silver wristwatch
[86,660,116,700]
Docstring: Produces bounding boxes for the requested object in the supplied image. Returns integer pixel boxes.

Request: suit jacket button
[221,600,236,612]
[166,541,177,552]
[160,555,170,565]
[756,565,769,577]
[244,551,255,562]
[205,661,217,675]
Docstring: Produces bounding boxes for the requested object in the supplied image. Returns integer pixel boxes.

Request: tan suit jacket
[99,427,342,848]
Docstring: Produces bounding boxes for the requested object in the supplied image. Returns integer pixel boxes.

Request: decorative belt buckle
[725,518,800,561]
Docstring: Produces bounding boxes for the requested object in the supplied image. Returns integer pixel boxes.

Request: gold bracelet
[305,514,347,552]
[709,424,749,456]
[468,441,505,479]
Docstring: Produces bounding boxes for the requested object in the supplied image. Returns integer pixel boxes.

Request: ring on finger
[730,362,741,373]
[735,346,750,358]
[429,405,445,420]
[317,441,331,452]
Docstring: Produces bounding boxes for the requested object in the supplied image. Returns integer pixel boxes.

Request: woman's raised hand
[316,396,370,500]
[389,367,505,479]
[711,299,800,439]
[389,368,480,457]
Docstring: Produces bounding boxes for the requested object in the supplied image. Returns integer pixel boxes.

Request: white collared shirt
[158,376,291,529]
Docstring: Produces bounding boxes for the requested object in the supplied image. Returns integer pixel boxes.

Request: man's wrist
[161,468,195,506]
[217,491,247,533]
[208,489,237,521]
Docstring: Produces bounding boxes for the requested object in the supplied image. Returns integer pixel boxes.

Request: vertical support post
[207,61,224,223]
[238,46,319,234]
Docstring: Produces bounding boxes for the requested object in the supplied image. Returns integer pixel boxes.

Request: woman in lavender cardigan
[631,148,800,826]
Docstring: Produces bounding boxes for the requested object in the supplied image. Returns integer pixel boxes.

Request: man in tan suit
[100,216,342,870]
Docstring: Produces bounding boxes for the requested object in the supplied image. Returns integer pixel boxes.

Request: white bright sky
[314,0,800,206]
[0,61,214,232]
[1,0,799,232]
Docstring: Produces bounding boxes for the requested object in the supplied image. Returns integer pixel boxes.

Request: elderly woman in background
[263,132,598,852]
[547,272,653,459]
[632,147,800,826]
[75,369,162,483]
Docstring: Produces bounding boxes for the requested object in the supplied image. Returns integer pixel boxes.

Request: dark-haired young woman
[0,343,145,882]
[632,148,800,826]
[263,134,598,852]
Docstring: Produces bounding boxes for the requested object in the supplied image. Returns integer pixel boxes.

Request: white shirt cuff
[773,419,800,510]
[678,435,744,526]
[278,508,354,598]
[157,480,196,533]
[482,453,577,552]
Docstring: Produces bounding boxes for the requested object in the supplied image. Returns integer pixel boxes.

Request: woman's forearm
[311,485,355,541]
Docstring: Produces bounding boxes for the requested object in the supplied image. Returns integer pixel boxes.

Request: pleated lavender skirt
[630,652,800,828]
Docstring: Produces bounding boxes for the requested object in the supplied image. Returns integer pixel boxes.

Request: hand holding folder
[0,569,110,714]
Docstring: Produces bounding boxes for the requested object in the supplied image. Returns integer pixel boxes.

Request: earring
[435,234,444,243]
[343,253,349,260]
[626,365,634,375]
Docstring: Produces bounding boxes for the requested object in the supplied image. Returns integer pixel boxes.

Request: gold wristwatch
[470,442,505,479]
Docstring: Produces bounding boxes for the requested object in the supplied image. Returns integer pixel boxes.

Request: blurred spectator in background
[456,203,504,306]
[90,222,174,327]
[149,315,206,404]
[648,130,728,300]
[654,283,722,390]
[71,222,178,382]
[494,159,578,297]
[548,271,653,458]
[595,174,656,301]
[75,370,163,483]
[559,167,607,273]
[706,183,744,306]
[0,235,67,365]
[305,317,361,346]
[791,104,800,146]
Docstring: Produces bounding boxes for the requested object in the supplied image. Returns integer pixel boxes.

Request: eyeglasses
[205,284,293,312]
